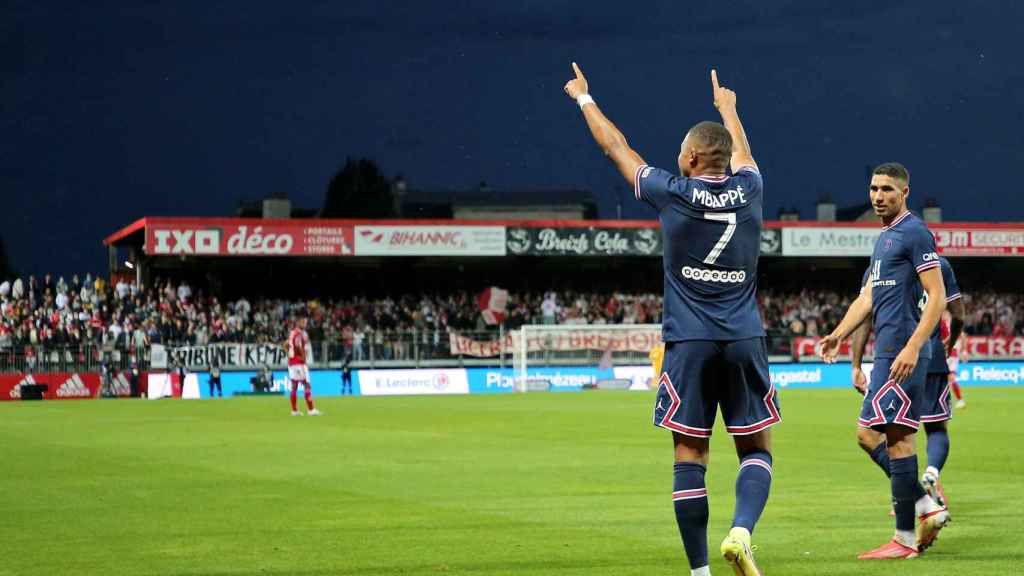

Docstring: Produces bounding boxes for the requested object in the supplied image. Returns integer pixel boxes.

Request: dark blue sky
[3,1,1022,276]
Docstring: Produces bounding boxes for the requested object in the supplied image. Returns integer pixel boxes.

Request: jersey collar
[881,210,911,230]
[693,174,729,183]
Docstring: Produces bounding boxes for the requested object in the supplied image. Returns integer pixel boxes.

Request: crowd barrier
[3,362,1023,401]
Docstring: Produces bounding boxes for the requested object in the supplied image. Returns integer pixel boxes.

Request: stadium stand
[1,272,1021,373]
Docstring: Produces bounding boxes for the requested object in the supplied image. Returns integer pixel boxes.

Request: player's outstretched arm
[563,63,646,183]
[711,70,757,173]
[890,268,946,383]
[818,284,873,363]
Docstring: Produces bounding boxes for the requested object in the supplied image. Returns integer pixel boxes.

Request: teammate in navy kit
[819,163,950,559]
[564,64,775,576]
[851,257,965,509]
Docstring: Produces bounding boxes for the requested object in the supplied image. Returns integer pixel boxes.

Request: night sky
[4,1,1022,277]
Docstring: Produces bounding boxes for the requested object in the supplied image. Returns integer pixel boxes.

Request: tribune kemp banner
[162,343,289,369]
[449,327,662,358]
[505,226,661,256]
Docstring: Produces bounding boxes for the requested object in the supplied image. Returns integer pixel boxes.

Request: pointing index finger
[711,69,720,92]
[573,62,584,80]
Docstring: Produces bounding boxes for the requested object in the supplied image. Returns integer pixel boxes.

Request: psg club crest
[884,239,893,251]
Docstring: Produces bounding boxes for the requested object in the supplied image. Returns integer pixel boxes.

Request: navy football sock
[926,428,950,472]
[672,462,709,570]
[890,455,921,532]
[732,451,773,533]
[869,443,892,478]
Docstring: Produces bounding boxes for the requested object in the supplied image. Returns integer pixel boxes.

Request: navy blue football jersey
[920,257,961,373]
[635,164,765,341]
[867,211,941,359]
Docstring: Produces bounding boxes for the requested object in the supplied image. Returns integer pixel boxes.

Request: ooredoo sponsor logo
[681,266,746,283]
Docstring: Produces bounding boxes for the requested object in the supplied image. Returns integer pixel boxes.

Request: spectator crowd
[0,274,1021,368]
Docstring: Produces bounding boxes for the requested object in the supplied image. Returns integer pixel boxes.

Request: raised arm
[711,70,757,173]
[563,63,646,183]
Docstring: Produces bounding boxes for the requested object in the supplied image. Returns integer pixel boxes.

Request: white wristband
[577,94,595,109]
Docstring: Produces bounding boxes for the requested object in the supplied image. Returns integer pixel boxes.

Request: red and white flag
[478,287,509,325]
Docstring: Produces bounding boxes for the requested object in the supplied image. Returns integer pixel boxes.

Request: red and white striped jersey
[288,328,311,366]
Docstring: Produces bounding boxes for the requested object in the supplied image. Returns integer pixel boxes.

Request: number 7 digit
[703,212,736,264]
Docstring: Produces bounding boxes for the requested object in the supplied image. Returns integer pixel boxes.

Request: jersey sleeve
[908,226,941,275]
[940,259,961,301]
[634,165,677,212]
[732,165,763,198]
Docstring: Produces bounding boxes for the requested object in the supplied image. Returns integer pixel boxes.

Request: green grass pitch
[1,388,1021,575]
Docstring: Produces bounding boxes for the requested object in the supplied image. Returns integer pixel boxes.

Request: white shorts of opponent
[288,364,310,382]
[946,356,959,373]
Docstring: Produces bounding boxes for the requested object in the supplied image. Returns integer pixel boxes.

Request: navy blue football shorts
[919,372,953,424]
[858,357,927,430]
[653,338,781,438]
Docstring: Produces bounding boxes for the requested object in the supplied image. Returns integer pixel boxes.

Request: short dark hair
[687,121,732,168]
[873,162,910,184]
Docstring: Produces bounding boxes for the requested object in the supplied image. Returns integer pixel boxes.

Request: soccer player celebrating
[851,256,964,509]
[287,316,322,416]
[565,64,777,576]
[819,163,949,559]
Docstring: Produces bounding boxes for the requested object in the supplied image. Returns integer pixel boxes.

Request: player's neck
[689,168,727,178]
[880,208,909,228]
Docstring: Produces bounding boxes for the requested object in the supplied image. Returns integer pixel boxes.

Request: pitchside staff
[565,64,775,576]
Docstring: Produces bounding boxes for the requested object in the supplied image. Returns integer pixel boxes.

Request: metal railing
[0,343,143,374]
[0,331,861,374]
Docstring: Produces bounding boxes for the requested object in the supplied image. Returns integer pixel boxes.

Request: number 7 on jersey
[703,212,737,265]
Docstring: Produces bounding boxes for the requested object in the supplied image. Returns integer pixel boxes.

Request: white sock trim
[915,494,935,516]
[895,530,916,548]
[925,466,940,479]
[691,566,711,576]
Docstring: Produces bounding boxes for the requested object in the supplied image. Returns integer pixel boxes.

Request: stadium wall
[6,362,1023,401]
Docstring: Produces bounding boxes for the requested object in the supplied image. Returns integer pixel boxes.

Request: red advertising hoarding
[0,373,101,401]
[792,336,1024,359]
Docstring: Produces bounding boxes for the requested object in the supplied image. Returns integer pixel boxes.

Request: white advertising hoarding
[358,369,470,396]
[354,225,506,256]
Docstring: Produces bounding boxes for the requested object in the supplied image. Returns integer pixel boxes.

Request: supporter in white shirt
[541,293,559,325]
[12,278,23,299]
[177,282,192,303]
[55,291,69,310]
[116,280,130,300]
[0,280,9,298]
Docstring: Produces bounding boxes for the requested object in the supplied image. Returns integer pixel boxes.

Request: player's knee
[924,421,946,434]
[856,427,882,452]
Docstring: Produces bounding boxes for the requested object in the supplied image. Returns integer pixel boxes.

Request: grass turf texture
[1,388,1020,575]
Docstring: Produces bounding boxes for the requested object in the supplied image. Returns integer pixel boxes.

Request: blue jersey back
[868,211,940,359]
[918,257,961,373]
[635,164,765,342]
